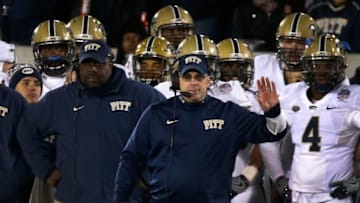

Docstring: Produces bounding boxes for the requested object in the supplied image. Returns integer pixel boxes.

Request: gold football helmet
[174,34,219,81]
[302,34,347,93]
[276,12,319,70]
[67,15,107,43]
[151,5,194,48]
[134,36,174,86]
[217,38,254,88]
[32,19,74,77]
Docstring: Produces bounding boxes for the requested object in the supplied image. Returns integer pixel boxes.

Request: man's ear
[205,75,211,88]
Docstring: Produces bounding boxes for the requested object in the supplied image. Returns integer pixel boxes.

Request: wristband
[242,165,258,183]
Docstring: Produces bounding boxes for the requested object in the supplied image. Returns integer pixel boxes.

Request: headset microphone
[180,91,192,97]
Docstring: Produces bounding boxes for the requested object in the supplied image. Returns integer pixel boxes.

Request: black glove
[275,176,291,203]
[330,176,360,199]
[232,174,250,195]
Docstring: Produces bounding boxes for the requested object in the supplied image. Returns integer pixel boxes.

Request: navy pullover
[17,68,165,203]
[0,85,29,202]
[114,95,287,203]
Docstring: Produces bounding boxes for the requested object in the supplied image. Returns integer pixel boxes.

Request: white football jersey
[280,82,360,193]
[210,80,285,183]
[114,63,133,79]
[120,54,135,79]
[154,80,177,99]
[252,54,286,93]
[209,80,251,108]
[41,75,66,98]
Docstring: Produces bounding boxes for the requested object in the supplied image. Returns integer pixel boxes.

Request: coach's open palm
[257,77,279,112]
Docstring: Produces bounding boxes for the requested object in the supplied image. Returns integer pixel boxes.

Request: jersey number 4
[302,116,321,152]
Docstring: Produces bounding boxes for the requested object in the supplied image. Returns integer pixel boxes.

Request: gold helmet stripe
[291,13,301,33]
[231,38,240,54]
[146,36,156,52]
[82,15,89,35]
[49,19,56,37]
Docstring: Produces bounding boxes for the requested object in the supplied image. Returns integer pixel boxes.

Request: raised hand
[256,77,279,112]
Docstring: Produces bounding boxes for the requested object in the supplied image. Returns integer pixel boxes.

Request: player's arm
[232,144,263,194]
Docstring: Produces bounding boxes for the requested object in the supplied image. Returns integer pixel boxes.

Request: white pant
[231,184,266,203]
[292,191,352,203]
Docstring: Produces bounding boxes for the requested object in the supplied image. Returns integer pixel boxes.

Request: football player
[133,36,173,87]
[250,13,320,202]
[252,12,320,93]
[210,38,286,203]
[150,5,194,49]
[32,19,74,96]
[280,33,360,203]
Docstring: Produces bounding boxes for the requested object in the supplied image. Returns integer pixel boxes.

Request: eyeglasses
[180,73,206,82]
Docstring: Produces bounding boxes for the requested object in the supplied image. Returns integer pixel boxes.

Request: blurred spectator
[232,0,285,51]
[307,0,360,52]
[105,0,145,47]
[283,0,306,14]
[115,19,148,66]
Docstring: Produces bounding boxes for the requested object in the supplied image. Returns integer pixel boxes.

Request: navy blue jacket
[114,95,287,203]
[0,85,29,202]
[17,68,165,203]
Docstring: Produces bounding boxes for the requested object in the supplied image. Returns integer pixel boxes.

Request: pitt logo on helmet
[185,56,202,64]
[203,119,225,130]
[84,43,101,52]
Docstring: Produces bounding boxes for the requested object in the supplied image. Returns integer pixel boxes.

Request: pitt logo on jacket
[110,101,132,112]
[203,119,225,130]
[0,105,8,117]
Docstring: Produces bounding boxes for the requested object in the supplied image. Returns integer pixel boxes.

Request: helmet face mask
[134,36,173,86]
[219,61,254,88]
[302,34,347,93]
[303,59,345,93]
[216,38,254,88]
[136,58,167,86]
[159,25,193,48]
[278,37,307,71]
[276,12,319,71]
[32,19,74,77]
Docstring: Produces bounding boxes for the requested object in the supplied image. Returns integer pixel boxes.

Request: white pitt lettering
[0,106,9,117]
[203,119,225,130]
[84,43,101,52]
[110,101,132,112]
[185,56,202,64]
